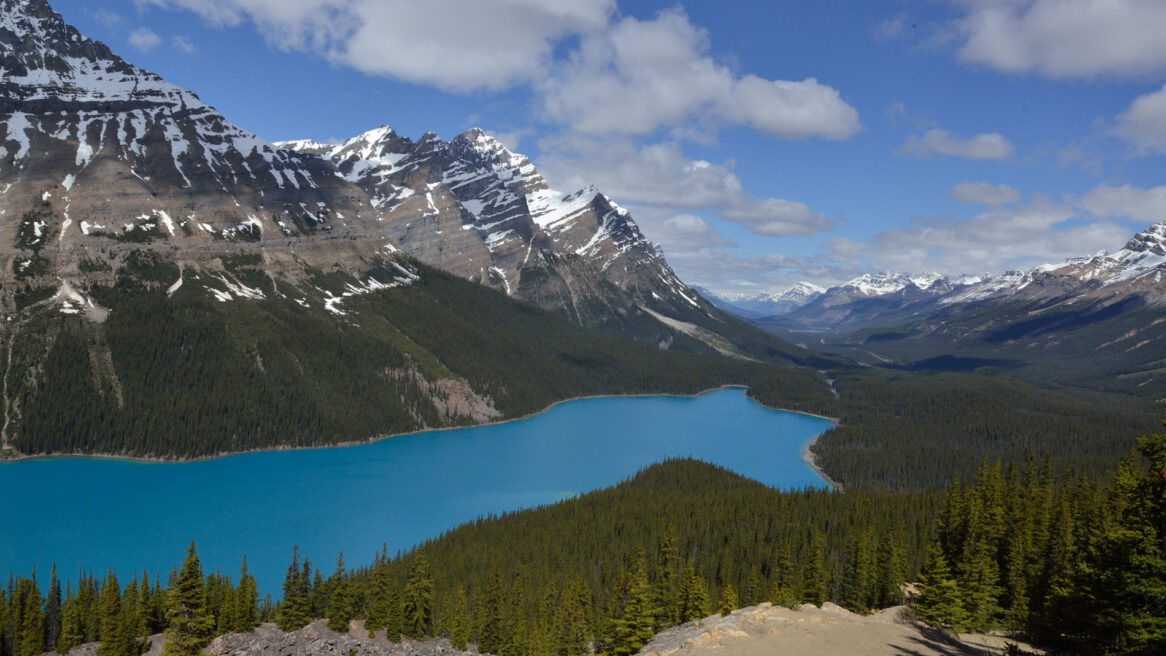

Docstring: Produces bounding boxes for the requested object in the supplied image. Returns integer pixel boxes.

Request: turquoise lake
[0,388,833,594]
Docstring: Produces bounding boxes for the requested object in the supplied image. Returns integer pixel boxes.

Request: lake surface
[0,388,832,594]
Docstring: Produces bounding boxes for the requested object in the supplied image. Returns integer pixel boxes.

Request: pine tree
[161,543,214,656]
[478,567,505,655]
[802,531,828,606]
[59,585,82,655]
[17,578,44,656]
[717,584,738,616]
[652,527,679,628]
[553,577,588,656]
[606,562,655,656]
[326,552,352,633]
[402,553,434,639]
[233,558,258,633]
[913,543,969,631]
[276,547,310,632]
[45,565,61,654]
[678,565,709,623]
[450,588,470,651]
[96,570,129,656]
[384,589,403,642]
[365,557,391,634]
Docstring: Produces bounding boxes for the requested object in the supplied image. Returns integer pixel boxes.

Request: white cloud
[858,195,1131,275]
[93,10,122,26]
[898,128,1014,160]
[139,0,615,92]
[540,8,861,140]
[626,207,735,251]
[953,0,1166,78]
[950,181,1021,205]
[171,35,197,55]
[538,137,835,237]
[1080,183,1166,223]
[1113,82,1166,154]
[129,27,162,52]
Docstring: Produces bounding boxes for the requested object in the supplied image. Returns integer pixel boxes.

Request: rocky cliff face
[1,0,733,350]
[278,126,706,326]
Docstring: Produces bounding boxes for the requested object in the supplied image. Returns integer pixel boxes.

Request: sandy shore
[0,385,844,481]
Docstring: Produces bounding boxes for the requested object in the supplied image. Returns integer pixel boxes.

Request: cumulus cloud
[952,0,1166,78]
[1080,184,1166,223]
[171,35,197,54]
[859,196,1131,275]
[141,2,859,141]
[139,0,615,92]
[950,181,1021,205]
[538,137,835,237]
[540,8,861,140]
[129,27,162,52]
[898,128,1015,160]
[625,207,735,251]
[1113,82,1166,154]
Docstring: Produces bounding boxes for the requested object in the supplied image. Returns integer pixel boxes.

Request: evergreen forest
[4,434,1164,656]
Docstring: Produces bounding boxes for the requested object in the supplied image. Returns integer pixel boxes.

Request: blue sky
[49,0,1166,295]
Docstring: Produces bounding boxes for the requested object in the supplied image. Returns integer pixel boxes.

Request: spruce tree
[913,543,969,631]
[478,567,505,655]
[326,552,352,633]
[450,588,470,651]
[607,563,655,656]
[679,565,709,623]
[161,543,214,656]
[402,553,434,639]
[17,578,44,656]
[233,558,258,633]
[45,565,61,653]
[717,584,738,616]
[652,527,679,628]
[276,547,310,632]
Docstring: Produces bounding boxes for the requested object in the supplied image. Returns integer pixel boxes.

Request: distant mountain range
[729,221,1166,396]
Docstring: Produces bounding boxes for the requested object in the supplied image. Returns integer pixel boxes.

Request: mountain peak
[1122,220,1166,256]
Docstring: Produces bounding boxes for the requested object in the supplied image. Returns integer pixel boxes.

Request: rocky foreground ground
[639,602,1044,656]
[56,605,1044,656]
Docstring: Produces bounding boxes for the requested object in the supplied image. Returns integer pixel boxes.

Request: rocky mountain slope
[277,126,742,342]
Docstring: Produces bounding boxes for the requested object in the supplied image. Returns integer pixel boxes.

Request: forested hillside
[4,442,1163,656]
[2,259,832,459]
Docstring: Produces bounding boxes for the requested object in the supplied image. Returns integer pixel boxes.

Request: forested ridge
[1,258,831,459]
[4,442,1164,656]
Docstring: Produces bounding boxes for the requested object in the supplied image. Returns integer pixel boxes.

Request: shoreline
[0,385,844,487]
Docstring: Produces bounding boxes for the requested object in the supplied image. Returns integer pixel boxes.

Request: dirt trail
[638,603,1043,656]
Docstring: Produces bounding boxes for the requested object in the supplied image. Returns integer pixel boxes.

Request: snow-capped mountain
[0,0,371,236]
[278,125,707,325]
[699,282,826,318]
[1,0,764,358]
[763,221,1166,335]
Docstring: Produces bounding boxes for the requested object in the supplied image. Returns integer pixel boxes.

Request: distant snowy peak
[778,281,827,303]
[840,271,946,296]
